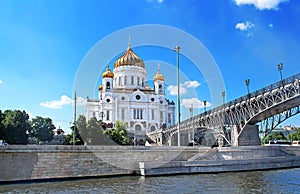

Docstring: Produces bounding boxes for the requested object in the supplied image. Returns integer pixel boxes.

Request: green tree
[264,131,287,143]
[288,128,300,141]
[31,116,55,143]
[0,110,31,144]
[104,121,129,145]
[65,124,84,145]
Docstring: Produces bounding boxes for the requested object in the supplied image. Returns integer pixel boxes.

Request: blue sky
[1,0,300,133]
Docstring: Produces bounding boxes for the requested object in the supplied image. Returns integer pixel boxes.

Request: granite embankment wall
[1,146,300,181]
[140,146,300,176]
[0,145,202,182]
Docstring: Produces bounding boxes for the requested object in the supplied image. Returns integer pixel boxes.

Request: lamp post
[174,45,181,146]
[245,79,250,96]
[277,63,283,86]
[73,92,77,146]
[189,104,194,146]
[222,91,226,105]
[204,100,207,113]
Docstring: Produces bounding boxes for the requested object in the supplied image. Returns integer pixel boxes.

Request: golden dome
[102,66,114,78]
[98,85,103,90]
[114,45,145,69]
[145,85,151,90]
[154,64,165,81]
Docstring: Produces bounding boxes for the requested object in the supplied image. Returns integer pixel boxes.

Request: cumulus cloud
[76,96,87,106]
[40,95,87,109]
[235,21,254,31]
[0,79,3,84]
[182,98,212,109]
[184,81,200,88]
[40,95,72,109]
[234,0,288,10]
[167,85,187,96]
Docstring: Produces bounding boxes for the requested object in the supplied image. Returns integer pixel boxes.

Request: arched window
[135,124,142,131]
[150,126,155,132]
[106,82,110,89]
[159,84,163,92]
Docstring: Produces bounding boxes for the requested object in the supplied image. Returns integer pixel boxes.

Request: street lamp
[277,63,283,86]
[189,104,194,146]
[222,91,226,105]
[174,45,181,146]
[73,92,77,146]
[204,100,207,113]
[245,79,250,96]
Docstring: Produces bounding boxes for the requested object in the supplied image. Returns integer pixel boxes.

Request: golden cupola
[114,44,145,69]
[102,66,114,78]
[154,64,165,82]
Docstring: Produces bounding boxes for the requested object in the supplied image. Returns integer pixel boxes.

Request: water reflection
[1,168,299,194]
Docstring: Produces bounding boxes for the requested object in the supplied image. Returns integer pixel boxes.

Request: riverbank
[0,145,300,182]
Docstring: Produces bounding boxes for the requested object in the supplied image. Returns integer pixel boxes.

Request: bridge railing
[169,73,300,129]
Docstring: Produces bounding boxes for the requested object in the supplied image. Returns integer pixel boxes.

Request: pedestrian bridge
[148,73,300,146]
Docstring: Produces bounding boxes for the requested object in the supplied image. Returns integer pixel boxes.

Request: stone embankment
[139,146,300,176]
[1,145,300,182]
[0,145,202,182]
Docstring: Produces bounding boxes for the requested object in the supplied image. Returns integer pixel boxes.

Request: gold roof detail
[102,66,114,78]
[98,85,103,90]
[145,85,151,90]
[114,45,145,69]
[154,64,165,81]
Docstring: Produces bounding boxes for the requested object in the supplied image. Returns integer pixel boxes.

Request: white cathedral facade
[86,44,175,139]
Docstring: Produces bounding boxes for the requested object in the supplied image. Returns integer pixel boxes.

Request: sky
[1,0,300,133]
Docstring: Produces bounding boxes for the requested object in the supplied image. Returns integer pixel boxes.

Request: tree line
[0,109,129,145]
[65,115,129,145]
[0,110,55,144]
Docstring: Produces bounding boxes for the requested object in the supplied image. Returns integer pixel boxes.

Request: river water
[1,168,300,193]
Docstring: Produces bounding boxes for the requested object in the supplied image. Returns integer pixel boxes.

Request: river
[1,168,300,193]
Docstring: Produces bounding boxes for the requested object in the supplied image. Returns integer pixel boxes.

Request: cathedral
[86,43,175,141]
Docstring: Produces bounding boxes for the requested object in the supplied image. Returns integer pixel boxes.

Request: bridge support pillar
[231,125,260,146]
[231,125,239,147]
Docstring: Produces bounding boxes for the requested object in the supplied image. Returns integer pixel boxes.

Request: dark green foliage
[264,131,288,143]
[31,116,55,143]
[103,121,129,145]
[288,128,300,141]
[0,110,31,144]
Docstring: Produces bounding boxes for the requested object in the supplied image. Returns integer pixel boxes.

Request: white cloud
[182,98,212,109]
[184,81,200,88]
[167,85,187,96]
[235,21,254,31]
[76,96,87,106]
[0,79,3,84]
[269,23,274,28]
[234,0,288,10]
[40,95,72,109]
[157,0,163,3]
[40,95,87,109]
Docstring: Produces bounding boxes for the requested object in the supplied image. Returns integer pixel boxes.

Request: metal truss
[152,73,300,143]
[260,106,300,136]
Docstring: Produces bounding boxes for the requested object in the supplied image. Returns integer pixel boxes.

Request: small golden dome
[145,85,151,90]
[154,64,165,81]
[102,66,114,78]
[98,85,103,90]
[114,45,145,69]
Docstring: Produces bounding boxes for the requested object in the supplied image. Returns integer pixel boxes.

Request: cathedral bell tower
[154,64,165,94]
